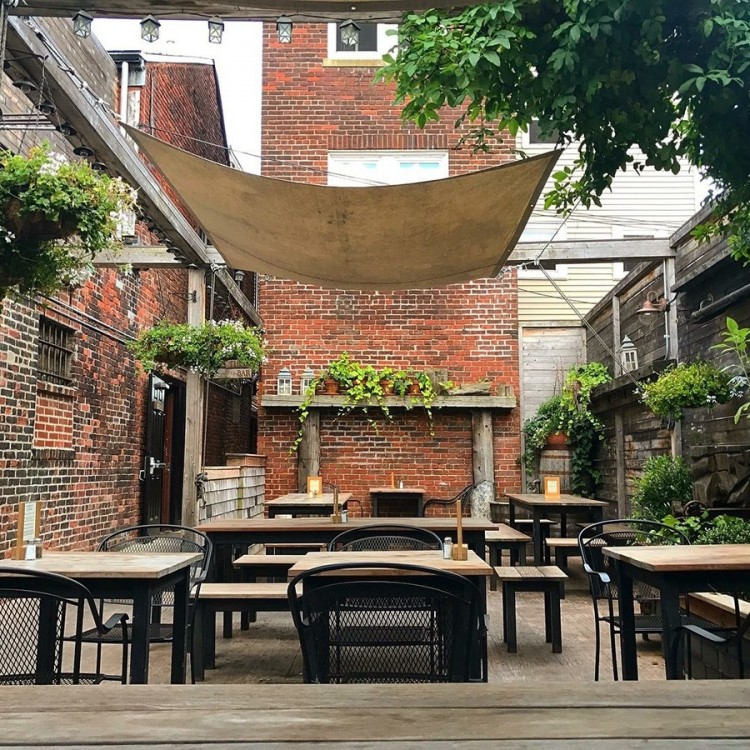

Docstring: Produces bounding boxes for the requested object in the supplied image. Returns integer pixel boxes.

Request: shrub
[631,455,693,521]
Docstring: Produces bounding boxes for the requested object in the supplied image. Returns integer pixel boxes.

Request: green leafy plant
[522,362,611,496]
[639,361,733,421]
[654,512,750,546]
[378,1,750,265]
[631,455,694,522]
[129,320,265,378]
[292,354,441,452]
[0,143,137,299]
[712,317,750,423]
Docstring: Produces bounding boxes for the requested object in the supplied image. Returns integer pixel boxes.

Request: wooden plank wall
[198,464,265,522]
[585,225,750,510]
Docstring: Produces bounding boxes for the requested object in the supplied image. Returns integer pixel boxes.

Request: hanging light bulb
[208,17,225,44]
[38,100,56,116]
[73,145,95,158]
[276,17,293,44]
[140,15,161,43]
[72,11,93,39]
[339,19,360,48]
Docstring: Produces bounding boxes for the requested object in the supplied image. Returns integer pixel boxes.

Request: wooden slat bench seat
[494,565,567,654]
[545,537,581,571]
[233,554,304,580]
[485,525,530,591]
[262,542,327,554]
[195,583,291,681]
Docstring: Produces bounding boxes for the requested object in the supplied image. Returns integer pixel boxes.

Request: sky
[93,19,263,173]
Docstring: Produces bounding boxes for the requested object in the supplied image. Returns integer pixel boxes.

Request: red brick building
[0,28,256,556]
[257,23,522,514]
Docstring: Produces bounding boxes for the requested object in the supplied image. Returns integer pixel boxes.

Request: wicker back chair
[0,568,128,685]
[288,561,480,683]
[328,524,442,552]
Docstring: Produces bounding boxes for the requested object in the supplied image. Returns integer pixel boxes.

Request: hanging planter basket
[4,197,78,244]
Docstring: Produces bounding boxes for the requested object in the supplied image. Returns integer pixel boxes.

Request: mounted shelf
[261,391,516,410]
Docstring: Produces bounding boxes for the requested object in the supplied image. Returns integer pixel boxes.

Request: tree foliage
[379,1,750,262]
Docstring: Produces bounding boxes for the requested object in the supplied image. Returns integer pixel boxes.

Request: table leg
[508,500,516,528]
[489,545,499,592]
[550,585,562,653]
[129,588,152,684]
[193,603,205,682]
[532,509,543,565]
[560,511,568,539]
[617,564,638,680]
[660,582,684,680]
[170,572,190,684]
[505,585,517,653]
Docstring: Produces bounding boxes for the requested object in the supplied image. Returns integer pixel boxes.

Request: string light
[140,15,161,44]
[276,17,293,44]
[208,17,225,45]
[72,10,93,39]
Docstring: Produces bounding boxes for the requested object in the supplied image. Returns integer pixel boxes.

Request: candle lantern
[277,367,293,395]
[300,368,315,394]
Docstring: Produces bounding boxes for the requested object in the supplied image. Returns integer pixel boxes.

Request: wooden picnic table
[603,543,750,680]
[263,492,353,518]
[1,682,748,746]
[0,551,200,684]
[504,492,610,564]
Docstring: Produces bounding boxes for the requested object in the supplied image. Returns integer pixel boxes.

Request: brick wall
[258,22,522,513]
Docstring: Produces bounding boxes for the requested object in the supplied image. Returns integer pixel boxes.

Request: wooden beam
[262,394,517,409]
[509,238,673,265]
[14,1,471,23]
[93,246,180,268]
[612,295,621,377]
[614,410,627,516]
[297,411,320,493]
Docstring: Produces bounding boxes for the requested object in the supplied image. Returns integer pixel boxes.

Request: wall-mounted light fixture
[637,291,676,314]
[234,269,246,284]
[208,17,225,44]
[13,79,37,94]
[140,15,161,43]
[56,122,78,137]
[73,145,95,158]
[339,19,360,48]
[276,17,293,44]
[72,10,93,38]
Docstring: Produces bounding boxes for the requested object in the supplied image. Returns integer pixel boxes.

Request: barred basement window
[37,317,74,385]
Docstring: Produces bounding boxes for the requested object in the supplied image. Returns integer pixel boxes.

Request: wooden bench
[494,566,567,654]
[485,525,530,591]
[262,542,327,555]
[545,537,581,570]
[194,582,291,681]
[233,554,303,581]
[511,519,557,563]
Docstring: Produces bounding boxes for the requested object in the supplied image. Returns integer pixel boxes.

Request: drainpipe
[119,60,129,123]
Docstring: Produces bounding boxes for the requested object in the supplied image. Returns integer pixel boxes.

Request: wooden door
[141,374,170,524]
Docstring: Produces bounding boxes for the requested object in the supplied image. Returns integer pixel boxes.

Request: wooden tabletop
[369,486,426,494]
[0,682,748,746]
[0,551,202,578]
[504,492,610,507]
[197,516,496,533]
[264,492,353,507]
[288,550,493,577]
[603,543,750,572]
[487,524,532,542]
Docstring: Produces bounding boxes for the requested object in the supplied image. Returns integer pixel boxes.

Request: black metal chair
[288,561,481,683]
[328,524,442,551]
[674,609,750,679]
[0,568,128,685]
[578,518,692,681]
[80,523,213,683]
[421,483,475,516]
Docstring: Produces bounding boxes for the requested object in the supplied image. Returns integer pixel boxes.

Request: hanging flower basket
[0,144,137,299]
[129,320,266,379]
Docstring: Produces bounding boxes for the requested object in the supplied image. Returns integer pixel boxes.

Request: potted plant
[631,455,694,522]
[639,360,733,421]
[129,319,265,378]
[713,316,750,423]
[0,144,137,300]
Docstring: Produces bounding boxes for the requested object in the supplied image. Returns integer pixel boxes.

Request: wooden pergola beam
[508,238,673,265]
[14,1,472,23]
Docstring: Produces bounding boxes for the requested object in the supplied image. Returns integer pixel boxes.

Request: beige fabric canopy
[125,125,560,290]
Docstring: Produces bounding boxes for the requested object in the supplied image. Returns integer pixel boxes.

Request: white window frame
[611,226,656,279]
[326,23,398,61]
[328,150,449,187]
[517,225,568,279]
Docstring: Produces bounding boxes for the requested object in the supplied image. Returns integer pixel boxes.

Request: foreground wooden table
[263,492,353,518]
[0,552,200,684]
[604,543,750,680]
[1,682,748,746]
[504,492,610,563]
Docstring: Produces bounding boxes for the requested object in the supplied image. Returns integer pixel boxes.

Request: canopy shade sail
[124,124,560,291]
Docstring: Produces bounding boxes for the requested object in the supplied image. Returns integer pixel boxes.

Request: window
[612,229,655,279]
[517,226,568,279]
[328,151,449,187]
[326,23,398,61]
[528,120,560,144]
[37,317,74,385]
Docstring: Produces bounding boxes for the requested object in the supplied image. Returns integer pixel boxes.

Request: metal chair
[288,561,481,683]
[80,523,213,683]
[578,518,692,681]
[421,483,475,516]
[0,568,128,685]
[328,524,442,551]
